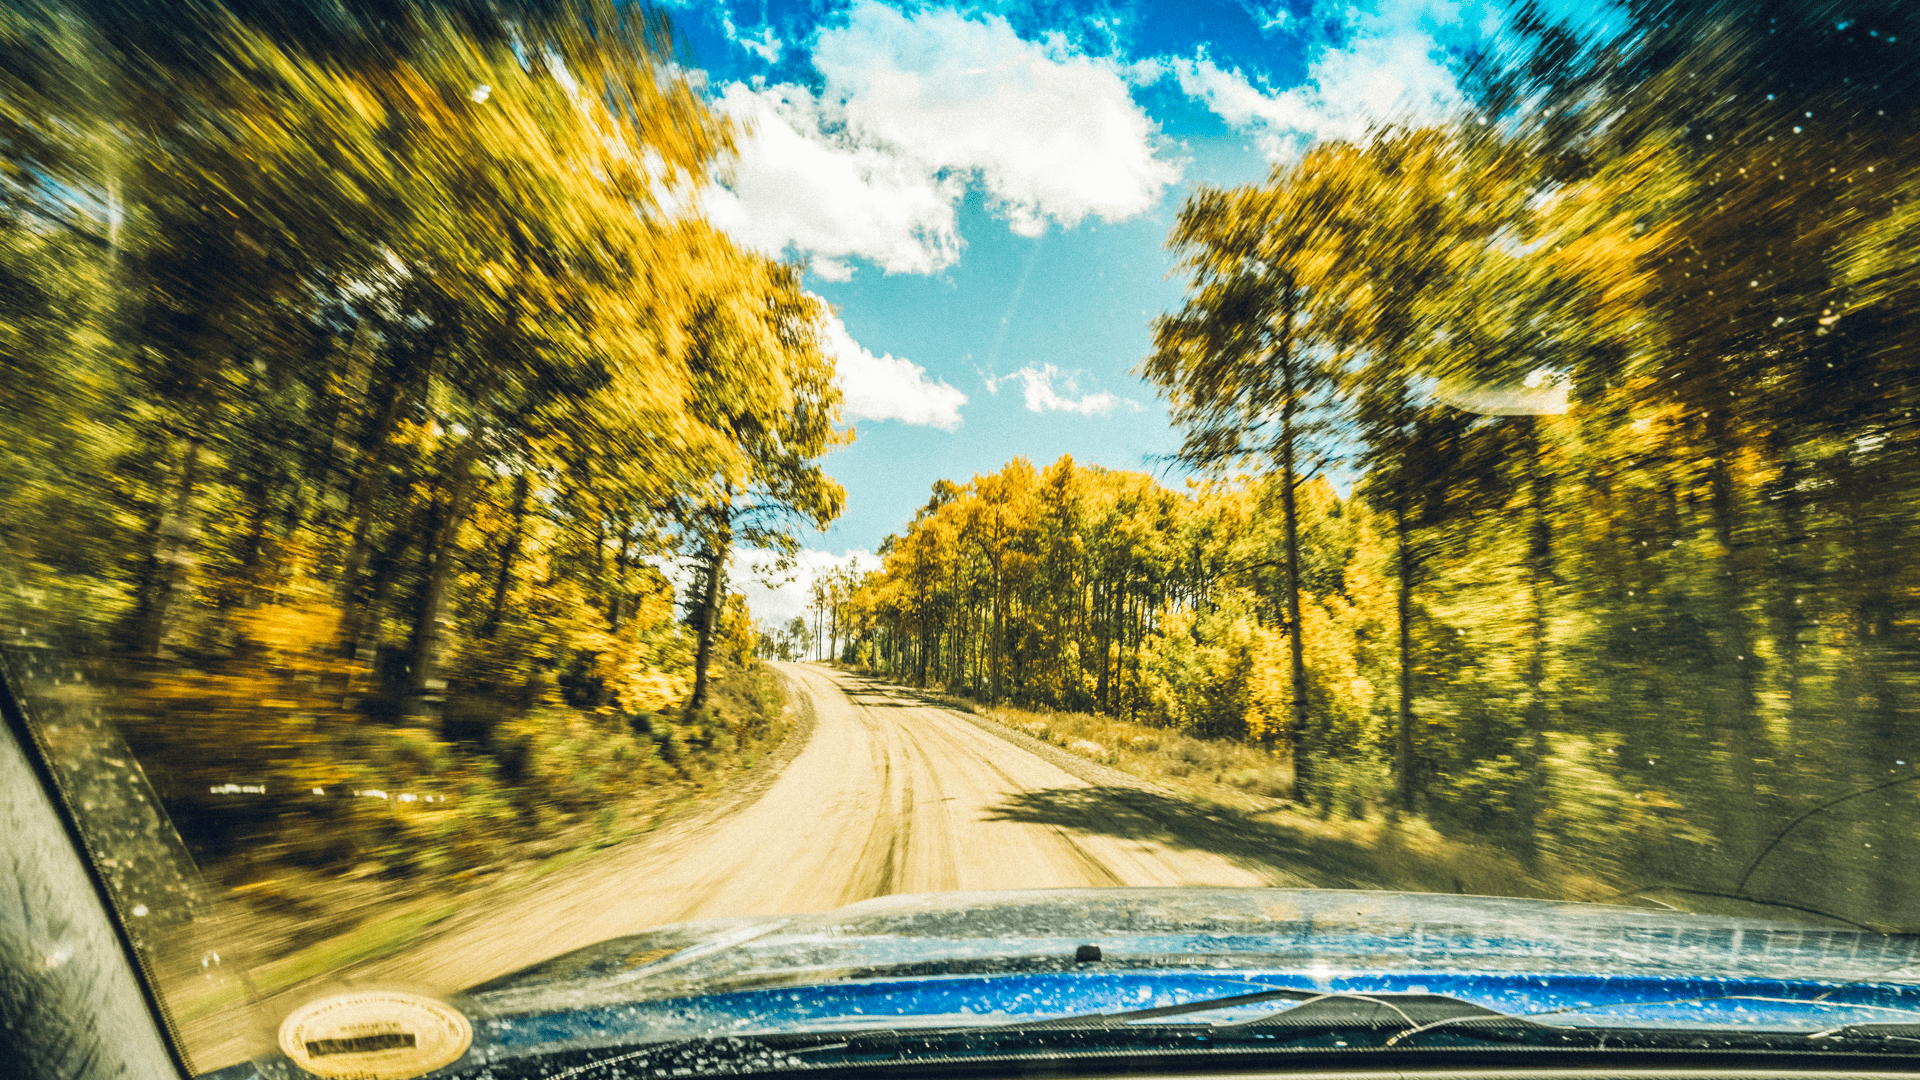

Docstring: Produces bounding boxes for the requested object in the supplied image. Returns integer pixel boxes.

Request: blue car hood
[448,887,1920,1046]
[203,889,1920,1078]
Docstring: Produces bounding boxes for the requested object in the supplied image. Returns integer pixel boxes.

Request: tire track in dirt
[190,662,1279,1070]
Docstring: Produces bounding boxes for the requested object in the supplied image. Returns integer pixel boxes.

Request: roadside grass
[519,838,612,884]
[175,901,460,1023]
[935,692,1616,906]
[170,662,802,1039]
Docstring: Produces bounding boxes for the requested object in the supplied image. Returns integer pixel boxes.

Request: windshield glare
[3,0,1920,1076]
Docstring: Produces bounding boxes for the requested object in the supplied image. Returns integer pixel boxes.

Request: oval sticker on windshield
[277,991,472,1080]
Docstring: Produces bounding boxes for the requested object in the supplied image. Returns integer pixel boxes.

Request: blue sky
[656,0,1618,625]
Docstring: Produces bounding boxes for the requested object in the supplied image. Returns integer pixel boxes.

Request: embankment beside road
[833,668,1620,906]
[166,660,813,1072]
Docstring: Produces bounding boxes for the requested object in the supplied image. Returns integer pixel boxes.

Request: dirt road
[370,664,1281,976]
[187,663,1311,1069]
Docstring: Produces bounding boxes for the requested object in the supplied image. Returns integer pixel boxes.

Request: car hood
[453,887,1920,1025]
[203,889,1920,1078]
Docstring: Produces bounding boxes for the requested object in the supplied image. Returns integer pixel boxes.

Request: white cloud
[654,0,786,63]
[1169,0,1468,160]
[706,1,1178,274]
[819,305,967,429]
[813,1,1180,237]
[705,83,961,275]
[809,257,854,282]
[722,12,783,64]
[734,547,872,640]
[984,364,1140,416]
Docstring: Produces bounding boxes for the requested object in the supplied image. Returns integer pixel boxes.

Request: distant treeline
[0,1,842,876]
[842,4,1920,929]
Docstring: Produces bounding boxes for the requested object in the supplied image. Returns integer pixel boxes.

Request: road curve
[389,663,1275,972]
[723,662,1271,902]
[187,663,1279,1068]
[396,663,1266,966]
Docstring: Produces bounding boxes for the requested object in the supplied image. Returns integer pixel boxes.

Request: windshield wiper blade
[788,993,1542,1063]
[1815,1023,1920,1044]
[932,986,1538,1036]
[1021,986,1317,1028]
[559,1003,1920,1078]
[1232,992,1539,1033]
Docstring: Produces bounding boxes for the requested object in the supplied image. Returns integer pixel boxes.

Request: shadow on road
[830,668,1492,898]
[984,785,1418,892]
[844,694,916,708]
[834,672,976,713]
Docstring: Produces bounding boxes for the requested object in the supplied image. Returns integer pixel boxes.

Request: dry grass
[159,663,803,1042]
[968,698,1620,905]
[985,703,1294,791]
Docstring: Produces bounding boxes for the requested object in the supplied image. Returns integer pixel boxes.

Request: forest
[836,5,1920,928]
[5,0,1920,937]
[0,1,845,880]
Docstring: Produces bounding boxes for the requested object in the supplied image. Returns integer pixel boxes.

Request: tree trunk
[1513,423,1555,866]
[1096,579,1112,710]
[404,430,483,725]
[917,592,933,686]
[313,316,378,539]
[1275,279,1310,802]
[990,554,1005,705]
[137,437,204,658]
[1703,406,1762,860]
[688,507,731,715]
[1280,444,1309,801]
[608,512,633,633]
[479,471,530,639]
[234,472,278,591]
[1765,434,1808,756]
[337,372,416,656]
[340,501,417,710]
[1394,497,1417,812]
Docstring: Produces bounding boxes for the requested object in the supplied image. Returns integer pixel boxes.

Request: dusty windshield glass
[3,0,1920,1076]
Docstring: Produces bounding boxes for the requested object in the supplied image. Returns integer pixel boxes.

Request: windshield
[4,0,1920,1077]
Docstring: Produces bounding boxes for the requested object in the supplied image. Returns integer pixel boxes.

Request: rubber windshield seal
[0,639,196,1078]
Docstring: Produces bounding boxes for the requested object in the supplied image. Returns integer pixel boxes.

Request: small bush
[1170,737,1210,764]
[981,701,1289,797]
[1068,738,1109,761]
[1225,766,1294,798]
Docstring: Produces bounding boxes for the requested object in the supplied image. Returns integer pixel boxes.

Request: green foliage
[852,14,1920,931]
[1140,601,1261,740]
[853,457,1386,807]
[0,1,837,889]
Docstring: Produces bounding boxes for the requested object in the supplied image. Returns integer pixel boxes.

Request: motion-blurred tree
[1143,147,1366,795]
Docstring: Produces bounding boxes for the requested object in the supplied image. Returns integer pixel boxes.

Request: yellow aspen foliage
[1246,594,1375,752]
[587,586,693,716]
